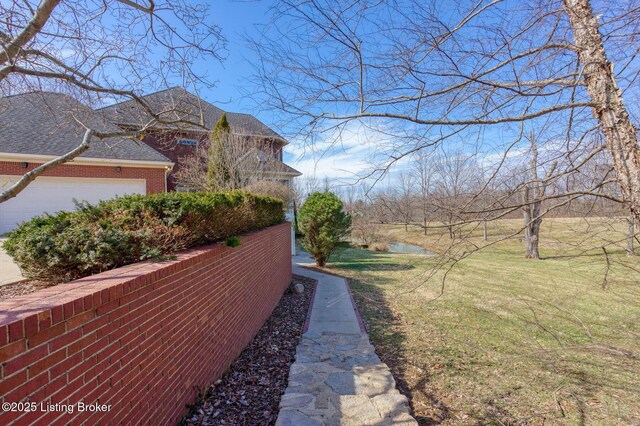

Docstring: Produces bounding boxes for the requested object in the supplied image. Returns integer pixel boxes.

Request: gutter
[106,123,290,145]
[0,152,174,169]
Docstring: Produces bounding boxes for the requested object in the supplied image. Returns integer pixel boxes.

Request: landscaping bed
[0,190,285,302]
[181,274,315,426]
[4,190,284,284]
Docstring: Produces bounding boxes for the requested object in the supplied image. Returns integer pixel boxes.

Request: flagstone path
[275,254,417,426]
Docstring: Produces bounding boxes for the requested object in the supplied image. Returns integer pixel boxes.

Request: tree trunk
[483,220,487,241]
[524,216,541,259]
[564,0,640,223]
[627,215,635,256]
[523,187,542,259]
[423,215,427,236]
[523,207,542,259]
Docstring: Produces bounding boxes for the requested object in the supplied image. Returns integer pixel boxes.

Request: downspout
[289,177,297,256]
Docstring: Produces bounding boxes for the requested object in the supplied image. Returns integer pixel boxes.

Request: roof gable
[97,87,287,143]
[237,147,302,176]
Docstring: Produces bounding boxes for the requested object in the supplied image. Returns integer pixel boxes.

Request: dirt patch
[180,274,315,426]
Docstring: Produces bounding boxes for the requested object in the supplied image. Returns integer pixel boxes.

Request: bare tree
[322,177,335,192]
[432,150,480,239]
[174,132,291,191]
[369,191,393,224]
[393,172,415,232]
[412,150,435,236]
[350,205,383,247]
[243,180,294,207]
[563,0,640,222]
[0,0,224,203]
[341,184,360,215]
[251,0,640,222]
[343,182,384,245]
[522,133,558,259]
[302,176,322,197]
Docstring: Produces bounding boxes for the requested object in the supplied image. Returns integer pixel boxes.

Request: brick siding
[0,161,166,194]
[0,222,292,425]
[139,131,207,191]
[139,131,284,191]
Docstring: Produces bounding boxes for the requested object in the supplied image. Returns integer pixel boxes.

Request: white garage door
[0,176,146,234]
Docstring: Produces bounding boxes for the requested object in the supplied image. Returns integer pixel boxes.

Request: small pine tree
[207,113,231,188]
[299,191,351,266]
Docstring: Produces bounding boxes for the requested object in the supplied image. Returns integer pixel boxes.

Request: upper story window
[178,138,199,146]
[271,146,282,161]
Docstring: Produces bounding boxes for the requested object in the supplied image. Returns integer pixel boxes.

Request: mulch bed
[180,274,316,426]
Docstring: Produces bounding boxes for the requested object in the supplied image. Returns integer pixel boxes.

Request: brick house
[0,89,301,236]
[97,87,301,191]
[0,92,173,234]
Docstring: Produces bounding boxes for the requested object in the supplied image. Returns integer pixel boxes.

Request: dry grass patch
[324,218,640,425]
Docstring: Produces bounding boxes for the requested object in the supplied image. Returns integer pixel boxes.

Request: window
[178,138,199,146]
[271,147,282,161]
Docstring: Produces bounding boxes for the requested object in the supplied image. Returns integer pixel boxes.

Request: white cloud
[58,49,77,59]
[284,122,391,183]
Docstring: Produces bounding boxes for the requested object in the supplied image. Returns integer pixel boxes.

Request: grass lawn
[322,217,640,425]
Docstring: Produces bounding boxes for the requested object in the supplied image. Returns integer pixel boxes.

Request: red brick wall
[139,131,208,191]
[0,222,292,425]
[0,161,166,194]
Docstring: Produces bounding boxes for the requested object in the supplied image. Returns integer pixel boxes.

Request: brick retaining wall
[0,222,292,425]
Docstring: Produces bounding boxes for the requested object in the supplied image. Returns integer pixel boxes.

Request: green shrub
[298,191,351,266]
[3,191,284,283]
[225,236,241,247]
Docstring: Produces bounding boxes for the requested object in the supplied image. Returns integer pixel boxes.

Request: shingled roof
[0,92,171,163]
[97,87,287,144]
[237,148,302,177]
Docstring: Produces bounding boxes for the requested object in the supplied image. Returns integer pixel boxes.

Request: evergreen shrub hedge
[3,191,284,283]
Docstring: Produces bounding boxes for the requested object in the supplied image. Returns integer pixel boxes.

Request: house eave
[113,122,289,145]
[244,170,302,178]
[0,152,174,169]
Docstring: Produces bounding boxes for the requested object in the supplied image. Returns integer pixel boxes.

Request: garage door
[0,176,146,234]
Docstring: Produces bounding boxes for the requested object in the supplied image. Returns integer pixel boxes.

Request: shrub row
[3,191,284,283]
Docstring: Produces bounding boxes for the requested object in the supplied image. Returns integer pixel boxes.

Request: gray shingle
[237,148,302,176]
[0,92,171,163]
[225,112,284,141]
[97,87,287,142]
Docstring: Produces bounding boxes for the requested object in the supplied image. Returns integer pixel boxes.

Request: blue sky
[167,0,640,186]
[177,0,371,182]
[192,1,541,184]
[200,2,492,186]
[196,1,270,112]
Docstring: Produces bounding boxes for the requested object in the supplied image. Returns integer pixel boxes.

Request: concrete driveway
[0,238,24,286]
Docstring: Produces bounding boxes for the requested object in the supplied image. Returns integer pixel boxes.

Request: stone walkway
[276,254,417,425]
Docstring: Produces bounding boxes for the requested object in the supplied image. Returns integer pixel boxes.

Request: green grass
[324,217,640,425]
